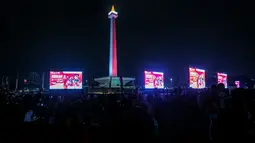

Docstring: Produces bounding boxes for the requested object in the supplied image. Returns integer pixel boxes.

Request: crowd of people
[1,84,255,143]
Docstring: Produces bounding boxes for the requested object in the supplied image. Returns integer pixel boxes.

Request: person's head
[210,84,218,94]
[218,83,225,91]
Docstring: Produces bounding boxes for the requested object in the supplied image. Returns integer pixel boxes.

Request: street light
[169,78,173,87]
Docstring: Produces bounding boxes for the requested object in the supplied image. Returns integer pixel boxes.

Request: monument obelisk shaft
[108,5,118,77]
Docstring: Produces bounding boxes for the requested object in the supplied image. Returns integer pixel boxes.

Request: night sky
[2,0,254,84]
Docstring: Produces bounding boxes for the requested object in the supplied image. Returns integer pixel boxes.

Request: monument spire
[111,5,115,12]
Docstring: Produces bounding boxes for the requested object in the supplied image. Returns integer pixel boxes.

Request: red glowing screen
[144,71,164,89]
[235,81,240,88]
[189,68,206,89]
[217,73,228,88]
[49,71,83,89]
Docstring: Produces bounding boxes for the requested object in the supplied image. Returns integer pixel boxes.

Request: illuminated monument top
[108,5,118,17]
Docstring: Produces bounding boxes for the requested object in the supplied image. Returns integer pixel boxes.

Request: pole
[15,74,19,91]
[6,77,9,90]
[41,72,45,90]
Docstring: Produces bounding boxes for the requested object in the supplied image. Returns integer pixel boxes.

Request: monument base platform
[88,76,136,94]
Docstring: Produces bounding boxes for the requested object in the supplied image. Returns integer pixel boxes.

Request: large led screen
[217,73,228,88]
[189,67,206,89]
[144,71,164,89]
[235,81,240,88]
[49,71,83,89]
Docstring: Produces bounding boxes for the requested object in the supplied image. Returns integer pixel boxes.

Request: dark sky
[2,0,254,84]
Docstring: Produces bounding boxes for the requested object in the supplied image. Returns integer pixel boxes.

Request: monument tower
[108,5,118,77]
[92,5,135,92]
